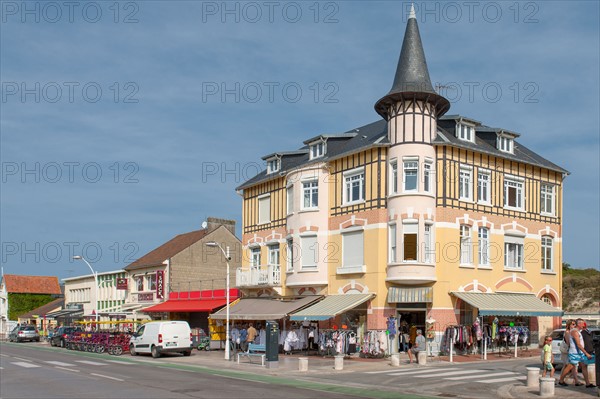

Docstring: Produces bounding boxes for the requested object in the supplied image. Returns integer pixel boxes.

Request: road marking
[415,369,485,378]
[220,375,270,385]
[366,369,412,374]
[0,367,4,370]
[105,360,131,365]
[90,373,125,382]
[76,360,107,366]
[45,361,76,367]
[13,357,30,362]
[445,371,517,381]
[0,354,9,357]
[388,368,448,376]
[55,366,80,373]
[477,376,527,384]
[12,362,40,368]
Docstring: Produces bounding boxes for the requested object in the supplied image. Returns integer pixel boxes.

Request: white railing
[236,265,281,287]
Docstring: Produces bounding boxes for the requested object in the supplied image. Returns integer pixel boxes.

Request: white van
[129,321,193,358]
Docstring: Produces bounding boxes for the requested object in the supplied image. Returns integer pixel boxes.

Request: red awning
[143,298,230,313]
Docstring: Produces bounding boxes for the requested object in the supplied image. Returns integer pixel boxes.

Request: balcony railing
[236,265,281,287]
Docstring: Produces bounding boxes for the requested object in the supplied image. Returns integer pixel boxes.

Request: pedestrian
[541,335,555,379]
[239,324,248,351]
[558,320,578,383]
[558,318,592,386]
[408,329,425,364]
[581,322,597,387]
[246,322,257,345]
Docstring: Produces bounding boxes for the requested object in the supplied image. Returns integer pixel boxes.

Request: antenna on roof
[201,221,208,229]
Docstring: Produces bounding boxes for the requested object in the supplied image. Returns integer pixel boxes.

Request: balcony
[386,263,436,285]
[236,265,281,288]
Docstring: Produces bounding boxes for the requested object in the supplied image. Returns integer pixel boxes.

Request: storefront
[387,287,433,352]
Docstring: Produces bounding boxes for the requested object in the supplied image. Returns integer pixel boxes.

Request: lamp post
[205,241,231,360]
[73,255,99,324]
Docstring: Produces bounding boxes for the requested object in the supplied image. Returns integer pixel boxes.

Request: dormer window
[309,141,326,159]
[457,123,474,142]
[497,135,514,154]
[267,158,280,174]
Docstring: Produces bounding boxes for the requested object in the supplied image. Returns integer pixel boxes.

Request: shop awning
[210,296,321,320]
[143,298,231,313]
[451,292,563,317]
[45,309,83,319]
[290,294,374,321]
[387,287,433,303]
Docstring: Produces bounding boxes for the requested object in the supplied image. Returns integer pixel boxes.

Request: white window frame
[540,184,555,216]
[423,160,433,194]
[309,141,326,159]
[286,184,294,215]
[388,224,397,263]
[504,242,524,270]
[250,247,261,269]
[343,168,365,205]
[477,170,491,204]
[541,236,553,271]
[135,276,144,292]
[497,135,514,154]
[459,166,473,201]
[403,159,419,192]
[300,235,318,270]
[286,239,294,272]
[146,274,157,291]
[258,194,271,224]
[302,180,319,210]
[266,158,280,174]
[460,225,472,265]
[389,159,398,195]
[457,123,475,142]
[504,177,524,210]
[478,227,489,266]
[402,222,418,262]
[424,223,434,264]
[268,245,280,267]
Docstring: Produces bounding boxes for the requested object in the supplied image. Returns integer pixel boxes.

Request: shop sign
[138,293,153,301]
[156,270,164,299]
[116,278,128,290]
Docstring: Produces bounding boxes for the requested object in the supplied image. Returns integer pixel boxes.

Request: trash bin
[265,321,279,368]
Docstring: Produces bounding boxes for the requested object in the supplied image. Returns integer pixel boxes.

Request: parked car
[129,321,193,358]
[9,325,40,342]
[50,326,80,348]
[550,327,600,367]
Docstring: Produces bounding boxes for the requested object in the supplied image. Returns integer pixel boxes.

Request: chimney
[206,217,236,235]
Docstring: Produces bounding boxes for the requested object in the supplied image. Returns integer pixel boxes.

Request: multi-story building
[236,7,565,347]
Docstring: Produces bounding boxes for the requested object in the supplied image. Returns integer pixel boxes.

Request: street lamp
[73,255,99,324]
[205,241,231,360]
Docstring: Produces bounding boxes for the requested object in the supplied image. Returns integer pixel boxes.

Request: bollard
[298,357,308,372]
[589,363,596,385]
[391,354,400,367]
[417,351,427,365]
[539,377,555,397]
[526,367,540,388]
[334,355,344,370]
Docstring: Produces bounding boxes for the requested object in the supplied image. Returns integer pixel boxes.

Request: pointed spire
[374,6,449,119]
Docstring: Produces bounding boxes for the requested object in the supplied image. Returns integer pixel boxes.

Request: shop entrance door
[397,307,426,352]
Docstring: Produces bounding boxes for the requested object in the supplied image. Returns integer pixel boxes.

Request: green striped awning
[387,287,433,303]
[451,292,563,317]
[290,294,374,321]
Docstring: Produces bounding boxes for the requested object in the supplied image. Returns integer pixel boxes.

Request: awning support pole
[514,338,518,358]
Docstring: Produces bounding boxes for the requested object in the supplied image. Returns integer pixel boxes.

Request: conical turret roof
[375,6,450,119]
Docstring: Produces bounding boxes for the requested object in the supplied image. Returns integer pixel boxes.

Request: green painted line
[1,343,436,399]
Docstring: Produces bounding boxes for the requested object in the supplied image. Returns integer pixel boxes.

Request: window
[267,158,280,174]
[286,185,294,214]
[497,136,513,153]
[344,169,365,204]
[477,170,490,204]
[424,224,433,263]
[302,181,318,209]
[542,294,553,306]
[300,235,318,269]
[268,245,280,267]
[389,160,398,194]
[258,195,271,224]
[458,124,474,142]
[504,243,523,269]
[478,227,489,266]
[460,301,474,325]
[135,276,143,292]
[541,236,553,271]
[342,231,364,268]
[459,166,473,201]
[403,223,418,262]
[541,184,555,215]
[250,247,261,268]
[504,178,524,209]
[460,225,472,265]
[389,224,397,263]
[286,239,294,272]
[423,161,432,193]
[146,274,157,291]
[310,141,326,159]
[403,160,418,192]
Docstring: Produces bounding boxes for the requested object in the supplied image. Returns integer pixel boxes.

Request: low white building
[63,270,128,321]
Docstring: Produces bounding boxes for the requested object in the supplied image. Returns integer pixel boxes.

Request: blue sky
[1,1,598,279]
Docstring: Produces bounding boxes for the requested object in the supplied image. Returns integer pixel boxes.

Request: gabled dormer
[308,138,326,160]
[496,130,519,154]
[260,150,310,176]
[264,156,281,174]
[439,115,481,143]
[303,133,357,161]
